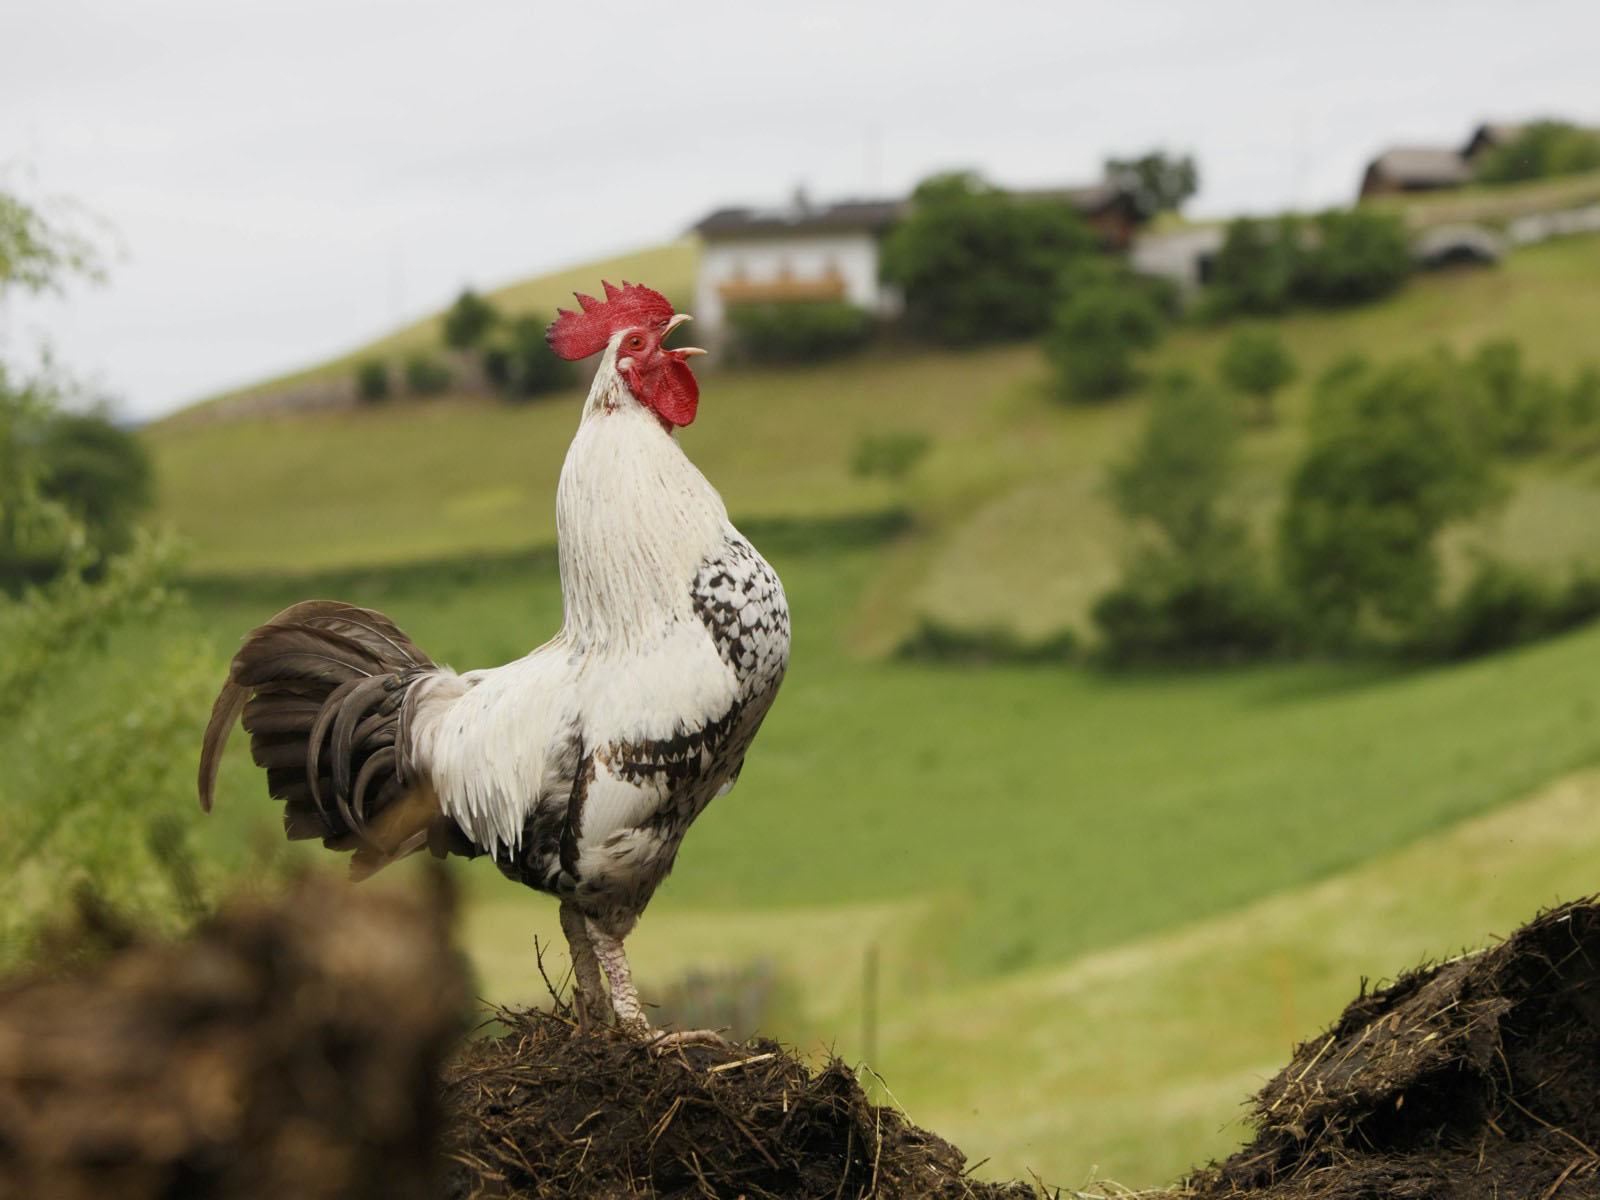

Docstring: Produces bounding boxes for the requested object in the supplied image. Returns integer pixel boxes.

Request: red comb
[545,280,676,360]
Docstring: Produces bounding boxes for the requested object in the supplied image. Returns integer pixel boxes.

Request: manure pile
[1185,899,1600,1200]
[4,881,1600,1199]
[441,1008,1031,1200]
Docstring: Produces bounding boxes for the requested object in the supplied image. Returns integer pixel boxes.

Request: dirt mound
[441,1008,1034,1200]
[0,875,468,1200]
[1188,899,1600,1200]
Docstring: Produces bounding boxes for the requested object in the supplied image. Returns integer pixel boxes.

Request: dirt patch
[441,1007,1034,1200]
[0,875,467,1200]
[1186,899,1600,1199]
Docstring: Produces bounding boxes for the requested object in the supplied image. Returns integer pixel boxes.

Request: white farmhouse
[690,193,906,339]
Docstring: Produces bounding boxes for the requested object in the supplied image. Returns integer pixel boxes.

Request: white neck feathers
[555,344,727,650]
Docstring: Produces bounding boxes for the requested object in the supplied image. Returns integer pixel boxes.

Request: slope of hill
[147,232,1600,649]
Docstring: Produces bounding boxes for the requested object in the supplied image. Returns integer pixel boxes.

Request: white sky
[5,0,1598,420]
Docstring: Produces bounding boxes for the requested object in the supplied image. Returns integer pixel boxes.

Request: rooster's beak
[665,313,706,357]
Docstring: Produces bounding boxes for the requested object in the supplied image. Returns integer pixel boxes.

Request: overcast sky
[5,0,1598,420]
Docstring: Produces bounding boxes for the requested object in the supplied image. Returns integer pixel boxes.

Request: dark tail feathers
[199,600,460,876]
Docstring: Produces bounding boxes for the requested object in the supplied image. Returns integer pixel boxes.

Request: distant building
[690,180,1146,338]
[691,193,905,338]
[1358,146,1473,198]
[1129,226,1225,295]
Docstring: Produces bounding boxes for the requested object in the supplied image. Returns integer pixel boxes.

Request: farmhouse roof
[1363,146,1473,189]
[1462,121,1528,158]
[693,198,906,239]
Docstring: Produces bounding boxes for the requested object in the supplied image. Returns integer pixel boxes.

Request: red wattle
[646,360,700,427]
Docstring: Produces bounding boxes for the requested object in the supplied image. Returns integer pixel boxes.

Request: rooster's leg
[588,922,647,1032]
[560,902,612,1030]
[588,920,729,1051]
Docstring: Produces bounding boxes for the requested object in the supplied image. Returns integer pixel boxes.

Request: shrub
[1568,366,1600,429]
[486,316,574,401]
[354,358,390,403]
[1046,282,1164,401]
[402,352,452,397]
[850,431,930,481]
[36,412,153,558]
[1207,210,1411,316]
[442,288,500,350]
[880,171,1097,344]
[726,301,874,363]
[1094,373,1286,663]
[1208,216,1301,316]
[1294,209,1411,306]
[1279,355,1497,646]
[1468,339,1561,456]
[895,618,1076,665]
[1476,121,1600,184]
[1092,549,1286,665]
[1218,327,1297,425]
[1420,560,1600,660]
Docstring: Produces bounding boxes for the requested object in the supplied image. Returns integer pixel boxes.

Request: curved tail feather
[198,599,469,876]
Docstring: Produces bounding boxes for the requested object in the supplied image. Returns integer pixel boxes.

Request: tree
[879,171,1096,344]
[354,358,390,403]
[1105,151,1199,217]
[1279,355,1497,645]
[37,411,153,556]
[484,316,575,400]
[1046,280,1164,401]
[1476,121,1600,184]
[1218,328,1297,424]
[1093,373,1283,662]
[1294,209,1411,306]
[442,288,500,351]
[1208,216,1301,315]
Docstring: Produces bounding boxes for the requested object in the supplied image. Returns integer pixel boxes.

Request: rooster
[198,282,789,1042]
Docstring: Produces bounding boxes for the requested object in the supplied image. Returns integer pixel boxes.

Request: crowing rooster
[198,283,789,1041]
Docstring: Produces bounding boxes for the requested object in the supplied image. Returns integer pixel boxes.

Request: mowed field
[119,231,1600,1186]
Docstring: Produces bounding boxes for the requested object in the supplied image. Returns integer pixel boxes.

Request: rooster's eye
[626,334,645,351]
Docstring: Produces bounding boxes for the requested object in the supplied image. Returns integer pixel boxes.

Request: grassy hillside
[182,240,697,416]
[149,233,1600,645]
[94,228,1600,1189]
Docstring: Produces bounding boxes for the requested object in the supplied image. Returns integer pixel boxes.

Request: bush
[1093,551,1287,665]
[1207,210,1411,316]
[849,431,930,481]
[1294,209,1411,306]
[1279,355,1497,645]
[442,288,500,351]
[1476,121,1600,184]
[485,316,574,401]
[1218,327,1297,425]
[1568,366,1600,429]
[1046,282,1164,401]
[1093,373,1286,663]
[36,412,153,558]
[402,352,452,397]
[1420,560,1600,660]
[880,171,1097,344]
[895,617,1076,665]
[726,301,874,363]
[1208,216,1301,316]
[355,359,390,403]
[1468,339,1561,456]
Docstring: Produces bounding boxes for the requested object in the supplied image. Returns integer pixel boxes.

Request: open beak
[665,312,706,357]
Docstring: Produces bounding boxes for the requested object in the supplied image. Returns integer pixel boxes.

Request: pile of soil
[0,875,467,1200]
[442,1008,1033,1200]
[1187,899,1600,1200]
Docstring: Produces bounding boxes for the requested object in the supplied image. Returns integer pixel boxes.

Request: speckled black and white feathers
[692,533,790,696]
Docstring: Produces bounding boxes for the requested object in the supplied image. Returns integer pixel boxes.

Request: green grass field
[65,226,1600,1186]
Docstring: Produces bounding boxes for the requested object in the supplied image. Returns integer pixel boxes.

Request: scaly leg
[559,902,611,1030]
[587,920,728,1051]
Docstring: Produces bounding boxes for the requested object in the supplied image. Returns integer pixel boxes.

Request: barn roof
[692,198,906,239]
[1363,146,1473,189]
